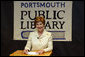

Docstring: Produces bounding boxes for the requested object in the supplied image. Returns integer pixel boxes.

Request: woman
[24,16,53,54]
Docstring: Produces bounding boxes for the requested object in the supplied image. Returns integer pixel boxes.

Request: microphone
[37,37,39,39]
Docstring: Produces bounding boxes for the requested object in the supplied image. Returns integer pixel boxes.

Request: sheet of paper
[27,52,39,55]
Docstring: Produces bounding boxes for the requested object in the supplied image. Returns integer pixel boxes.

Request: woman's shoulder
[45,30,52,36]
[29,31,36,35]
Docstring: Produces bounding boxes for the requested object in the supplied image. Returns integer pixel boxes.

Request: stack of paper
[27,52,39,55]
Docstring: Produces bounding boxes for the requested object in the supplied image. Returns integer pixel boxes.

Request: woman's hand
[23,49,29,54]
[37,50,45,54]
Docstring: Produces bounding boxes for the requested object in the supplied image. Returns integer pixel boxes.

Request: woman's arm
[24,33,32,51]
[43,33,53,52]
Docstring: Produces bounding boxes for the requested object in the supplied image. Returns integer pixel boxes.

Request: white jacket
[24,29,53,52]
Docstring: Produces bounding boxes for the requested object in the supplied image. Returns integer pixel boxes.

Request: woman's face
[36,22,44,32]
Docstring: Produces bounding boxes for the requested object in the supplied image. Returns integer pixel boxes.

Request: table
[9,50,52,56]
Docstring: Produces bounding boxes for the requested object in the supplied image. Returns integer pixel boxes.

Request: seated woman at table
[23,16,53,54]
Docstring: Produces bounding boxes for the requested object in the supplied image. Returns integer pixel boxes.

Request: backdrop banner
[14,1,72,41]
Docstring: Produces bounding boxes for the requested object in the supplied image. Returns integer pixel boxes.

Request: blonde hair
[34,16,45,27]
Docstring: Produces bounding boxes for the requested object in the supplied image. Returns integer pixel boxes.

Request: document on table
[27,52,39,55]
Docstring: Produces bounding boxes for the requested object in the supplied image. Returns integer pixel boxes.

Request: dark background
[1,1,84,56]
